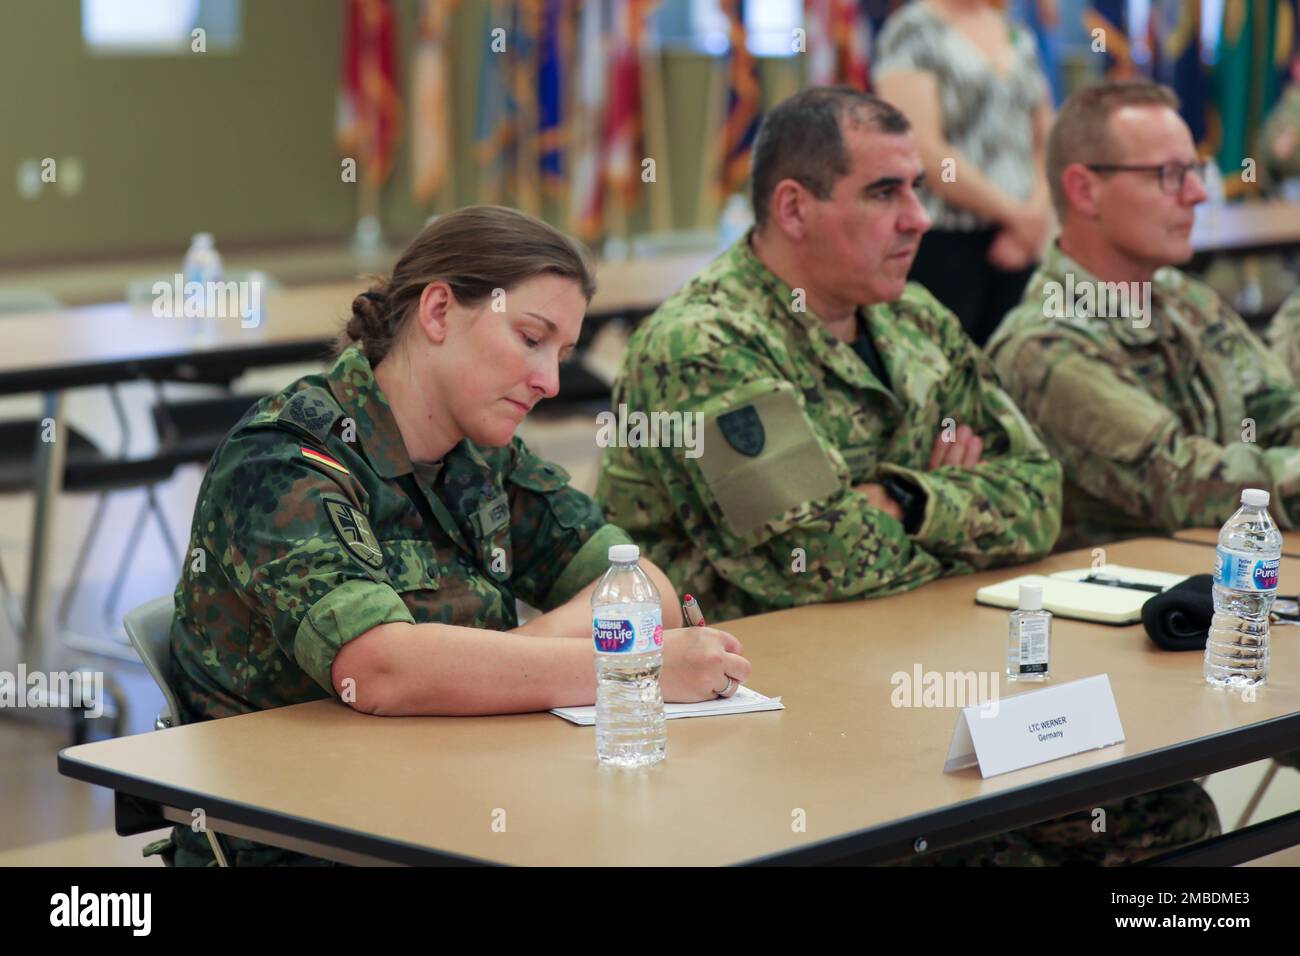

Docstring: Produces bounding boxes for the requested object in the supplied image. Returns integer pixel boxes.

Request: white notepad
[550,685,783,725]
[975,565,1189,625]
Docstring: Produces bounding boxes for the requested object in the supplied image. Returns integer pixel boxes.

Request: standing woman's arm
[875,69,1048,248]
[1028,98,1054,212]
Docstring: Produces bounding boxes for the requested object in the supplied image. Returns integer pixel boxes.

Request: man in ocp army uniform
[596,85,1218,866]
[1268,287,1300,384]
[1259,54,1300,194]
[596,87,1062,625]
[988,80,1300,550]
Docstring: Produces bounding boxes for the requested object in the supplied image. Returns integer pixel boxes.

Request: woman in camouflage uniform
[157,205,749,865]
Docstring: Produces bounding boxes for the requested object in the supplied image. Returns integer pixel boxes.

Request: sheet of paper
[551,685,783,726]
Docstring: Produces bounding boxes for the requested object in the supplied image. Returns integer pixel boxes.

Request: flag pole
[439,0,459,216]
[639,15,672,236]
[438,33,457,218]
[695,51,725,230]
[607,142,629,260]
[353,19,384,256]
[515,1,541,216]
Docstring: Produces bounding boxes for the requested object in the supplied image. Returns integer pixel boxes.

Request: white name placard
[943,674,1125,778]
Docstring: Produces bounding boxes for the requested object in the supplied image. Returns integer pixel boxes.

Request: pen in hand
[682,594,746,699]
[682,594,707,627]
[681,595,733,697]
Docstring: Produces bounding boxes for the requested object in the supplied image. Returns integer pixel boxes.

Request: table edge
[58,709,1300,866]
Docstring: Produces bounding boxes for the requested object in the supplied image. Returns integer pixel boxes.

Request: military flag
[719,0,761,198]
[474,0,516,204]
[337,0,403,189]
[568,0,608,238]
[806,0,871,90]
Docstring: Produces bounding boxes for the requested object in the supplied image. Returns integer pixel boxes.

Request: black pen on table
[1080,574,1165,594]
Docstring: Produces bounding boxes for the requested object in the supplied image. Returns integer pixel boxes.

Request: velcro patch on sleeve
[276,386,343,442]
[322,496,384,569]
[696,386,841,540]
[1038,354,1170,462]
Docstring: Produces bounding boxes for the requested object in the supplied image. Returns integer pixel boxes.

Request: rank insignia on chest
[323,497,384,569]
[716,404,765,457]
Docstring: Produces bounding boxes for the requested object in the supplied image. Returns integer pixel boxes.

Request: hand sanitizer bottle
[1007,583,1051,681]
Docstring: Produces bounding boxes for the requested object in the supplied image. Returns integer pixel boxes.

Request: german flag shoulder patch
[301,446,351,477]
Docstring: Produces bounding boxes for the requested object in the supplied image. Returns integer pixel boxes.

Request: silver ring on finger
[716,676,736,698]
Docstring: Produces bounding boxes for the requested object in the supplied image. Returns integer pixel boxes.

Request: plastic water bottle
[592,544,666,767]
[182,232,223,338]
[1205,489,1282,687]
[183,232,223,286]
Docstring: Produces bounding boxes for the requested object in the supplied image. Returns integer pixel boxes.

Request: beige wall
[0,1,802,265]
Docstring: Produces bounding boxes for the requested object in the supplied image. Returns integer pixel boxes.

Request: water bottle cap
[1242,489,1270,508]
[191,232,214,248]
[608,544,640,563]
[1019,583,1043,611]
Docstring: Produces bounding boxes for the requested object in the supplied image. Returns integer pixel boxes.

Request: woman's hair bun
[347,288,389,342]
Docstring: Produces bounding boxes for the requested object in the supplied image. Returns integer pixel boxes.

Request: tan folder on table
[975,565,1191,625]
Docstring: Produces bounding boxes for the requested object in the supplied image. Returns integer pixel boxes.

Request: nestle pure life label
[593,603,664,655]
[1215,547,1280,592]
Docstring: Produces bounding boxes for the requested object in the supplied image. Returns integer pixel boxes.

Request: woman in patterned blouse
[874,0,1055,346]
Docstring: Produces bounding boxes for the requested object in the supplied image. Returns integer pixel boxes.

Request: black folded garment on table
[1141,574,1214,651]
